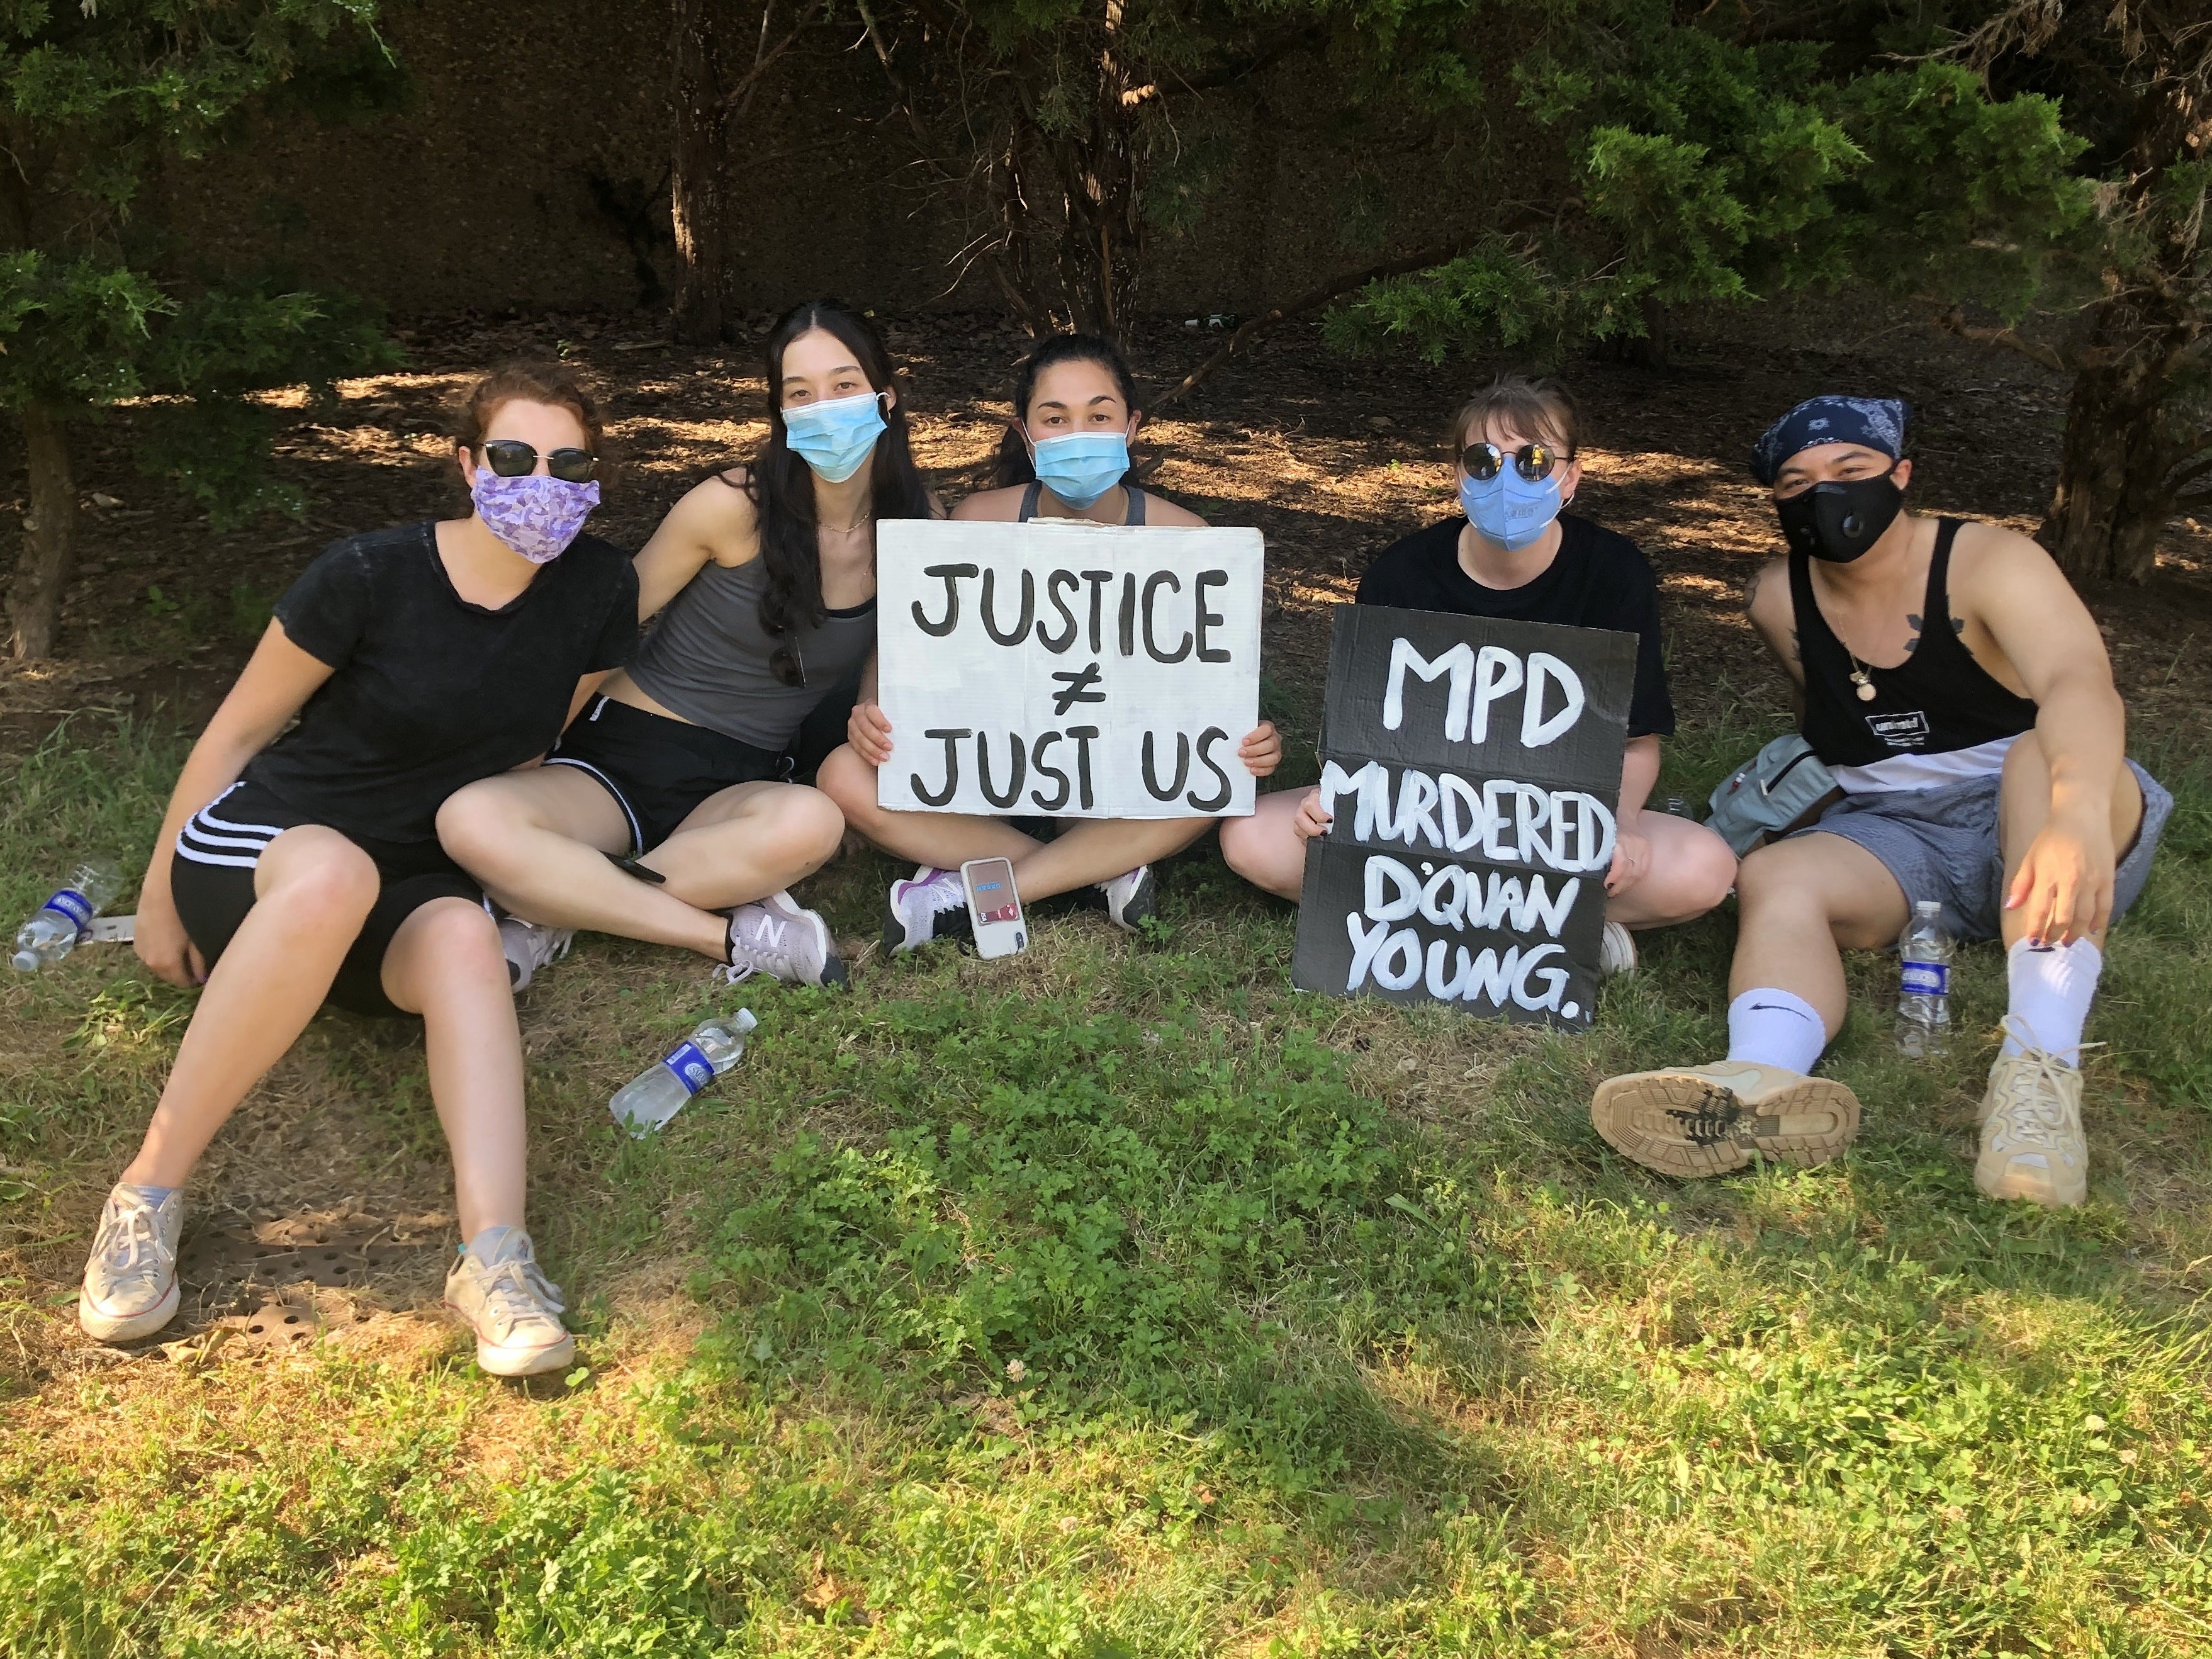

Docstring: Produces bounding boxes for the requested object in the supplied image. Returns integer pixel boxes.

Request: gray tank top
[627,551,876,751]
[1018,480,1148,523]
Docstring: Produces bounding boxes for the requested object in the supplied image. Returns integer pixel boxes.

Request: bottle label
[1900,960,1949,996]
[41,888,93,934]
[661,1041,715,1096]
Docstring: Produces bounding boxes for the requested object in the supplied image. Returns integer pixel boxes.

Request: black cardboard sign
[1289,604,1637,1030]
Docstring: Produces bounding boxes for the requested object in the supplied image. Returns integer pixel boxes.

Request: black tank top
[1017,480,1148,524]
[1791,517,2037,768]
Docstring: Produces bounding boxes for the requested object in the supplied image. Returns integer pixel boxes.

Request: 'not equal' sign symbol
[1049,663,1107,717]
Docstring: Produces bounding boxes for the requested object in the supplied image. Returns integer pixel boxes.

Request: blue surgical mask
[1459,468,1564,552]
[1031,431,1130,510]
[782,391,887,483]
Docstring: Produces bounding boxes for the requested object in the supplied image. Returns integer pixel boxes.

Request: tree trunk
[2041,346,2179,585]
[1047,2,1145,343]
[6,403,76,660]
[670,0,729,345]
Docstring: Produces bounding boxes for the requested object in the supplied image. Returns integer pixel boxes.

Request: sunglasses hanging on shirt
[479,439,600,483]
[1461,441,1566,483]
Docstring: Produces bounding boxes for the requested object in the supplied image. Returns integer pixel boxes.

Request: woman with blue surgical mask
[1219,374,1739,982]
[818,332,1283,950]
[437,300,941,994]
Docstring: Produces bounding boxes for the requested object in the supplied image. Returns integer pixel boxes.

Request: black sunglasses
[478,439,599,483]
[1461,441,1568,483]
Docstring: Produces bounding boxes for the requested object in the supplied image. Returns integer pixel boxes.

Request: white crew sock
[1726,987,1829,1076]
[2002,937,2103,1063]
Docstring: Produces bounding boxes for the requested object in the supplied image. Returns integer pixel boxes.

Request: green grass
[3,711,2210,1656]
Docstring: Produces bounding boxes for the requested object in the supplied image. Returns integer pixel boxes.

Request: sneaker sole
[1108,870,1159,933]
[1591,1072,1860,1178]
[477,1329,577,1378]
[79,1276,181,1343]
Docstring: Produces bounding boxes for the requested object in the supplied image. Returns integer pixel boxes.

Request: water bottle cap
[11,948,40,973]
[1915,900,1941,914]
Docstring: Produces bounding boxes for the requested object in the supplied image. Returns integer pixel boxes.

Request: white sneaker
[444,1225,575,1378]
[882,867,970,954]
[721,891,845,986]
[1591,1060,1860,1179]
[1976,1020,2089,1208]
[1099,865,1157,933]
[79,1183,186,1342]
[1599,920,1637,981]
[499,914,573,991]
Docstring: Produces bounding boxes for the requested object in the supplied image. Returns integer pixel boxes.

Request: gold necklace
[1845,648,1878,701]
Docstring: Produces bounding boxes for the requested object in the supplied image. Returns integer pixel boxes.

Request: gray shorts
[1791,760,2171,941]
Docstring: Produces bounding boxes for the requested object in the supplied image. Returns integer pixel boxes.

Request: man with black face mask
[1590,395,2171,1208]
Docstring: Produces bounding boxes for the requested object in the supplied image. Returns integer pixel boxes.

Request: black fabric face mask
[1775,471,1904,563]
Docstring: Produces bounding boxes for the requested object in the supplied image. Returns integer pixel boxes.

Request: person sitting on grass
[80,363,641,1377]
[1218,374,1737,977]
[817,331,1282,950]
[1591,395,2172,1206]
[438,300,942,989]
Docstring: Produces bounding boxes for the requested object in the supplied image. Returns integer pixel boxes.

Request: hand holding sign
[1291,605,1636,1029]
[875,520,1265,819]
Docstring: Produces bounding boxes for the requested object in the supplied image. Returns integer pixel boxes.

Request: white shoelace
[474,1256,566,1339]
[1989,1049,2081,1149]
[92,1199,169,1297]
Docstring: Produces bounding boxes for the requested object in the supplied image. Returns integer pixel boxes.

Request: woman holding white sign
[439,301,941,987]
[1220,375,1736,974]
[820,334,1282,950]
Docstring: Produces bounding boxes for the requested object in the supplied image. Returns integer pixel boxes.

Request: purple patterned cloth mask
[469,470,601,564]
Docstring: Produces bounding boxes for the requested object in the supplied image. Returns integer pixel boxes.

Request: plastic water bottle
[609,1009,757,1137]
[1895,900,1953,1059]
[13,860,122,972]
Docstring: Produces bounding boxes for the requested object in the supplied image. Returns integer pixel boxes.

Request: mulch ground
[5,291,2209,764]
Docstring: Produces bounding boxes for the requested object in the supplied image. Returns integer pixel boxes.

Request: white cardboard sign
[875,519,1264,819]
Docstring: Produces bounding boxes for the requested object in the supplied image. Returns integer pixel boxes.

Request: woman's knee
[1671,823,1739,915]
[396,900,508,984]
[435,780,528,867]
[780,784,849,859]
[816,745,879,821]
[261,829,379,924]
[1218,811,1276,880]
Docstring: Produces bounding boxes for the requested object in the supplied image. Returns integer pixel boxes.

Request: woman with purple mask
[77,363,639,1379]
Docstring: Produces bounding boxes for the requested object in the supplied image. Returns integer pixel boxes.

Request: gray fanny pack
[1705,734,1842,855]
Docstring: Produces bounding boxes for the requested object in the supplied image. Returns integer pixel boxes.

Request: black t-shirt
[245,521,639,845]
[1356,514,1676,738]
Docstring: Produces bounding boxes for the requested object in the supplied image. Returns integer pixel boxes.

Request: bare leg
[122,828,379,1188]
[641,780,846,910]
[1608,814,1739,929]
[1218,790,1311,899]
[437,768,724,959]
[379,898,525,1242]
[1729,832,1911,1037]
[1995,729,2145,951]
[819,743,1206,900]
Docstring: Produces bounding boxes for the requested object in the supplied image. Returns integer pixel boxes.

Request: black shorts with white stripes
[171,779,483,1018]
[545,694,788,855]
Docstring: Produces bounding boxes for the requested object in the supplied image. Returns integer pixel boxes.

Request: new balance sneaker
[444,1225,575,1378]
[499,914,574,992]
[722,891,846,986]
[1976,1028,2088,1207]
[1599,920,1637,981]
[1099,865,1157,933]
[79,1183,186,1342]
[1590,1060,1860,1179]
[883,867,971,955]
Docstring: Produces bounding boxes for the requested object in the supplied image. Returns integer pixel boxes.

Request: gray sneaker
[883,867,970,955]
[721,891,846,986]
[444,1225,575,1378]
[499,914,574,991]
[79,1183,186,1342]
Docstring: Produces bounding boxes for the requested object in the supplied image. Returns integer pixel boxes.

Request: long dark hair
[751,299,932,685]
[991,332,1142,488]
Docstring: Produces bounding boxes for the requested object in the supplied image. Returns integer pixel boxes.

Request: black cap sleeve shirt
[1355,513,1676,739]
[244,521,641,846]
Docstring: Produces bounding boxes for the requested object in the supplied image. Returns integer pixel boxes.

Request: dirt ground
[4,296,2209,1365]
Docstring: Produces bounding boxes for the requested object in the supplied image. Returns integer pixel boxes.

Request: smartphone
[960,858,1028,958]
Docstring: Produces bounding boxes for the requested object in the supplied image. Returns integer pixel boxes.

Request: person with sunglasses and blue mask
[439,300,941,991]
[77,363,639,1377]
[820,332,1282,948]
[1220,374,1737,974]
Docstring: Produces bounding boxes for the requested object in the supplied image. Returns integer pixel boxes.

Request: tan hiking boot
[1975,1045,2087,1208]
[1592,1060,1861,1178]
[444,1225,575,1378]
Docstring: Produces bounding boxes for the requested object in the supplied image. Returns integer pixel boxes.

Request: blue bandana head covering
[1751,396,1908,485]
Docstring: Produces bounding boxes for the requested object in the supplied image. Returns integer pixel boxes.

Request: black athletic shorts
[545,694,789,855]
[169,780,484,1020]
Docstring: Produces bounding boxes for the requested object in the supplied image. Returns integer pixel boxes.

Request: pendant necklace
[1846,650,1878,701]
